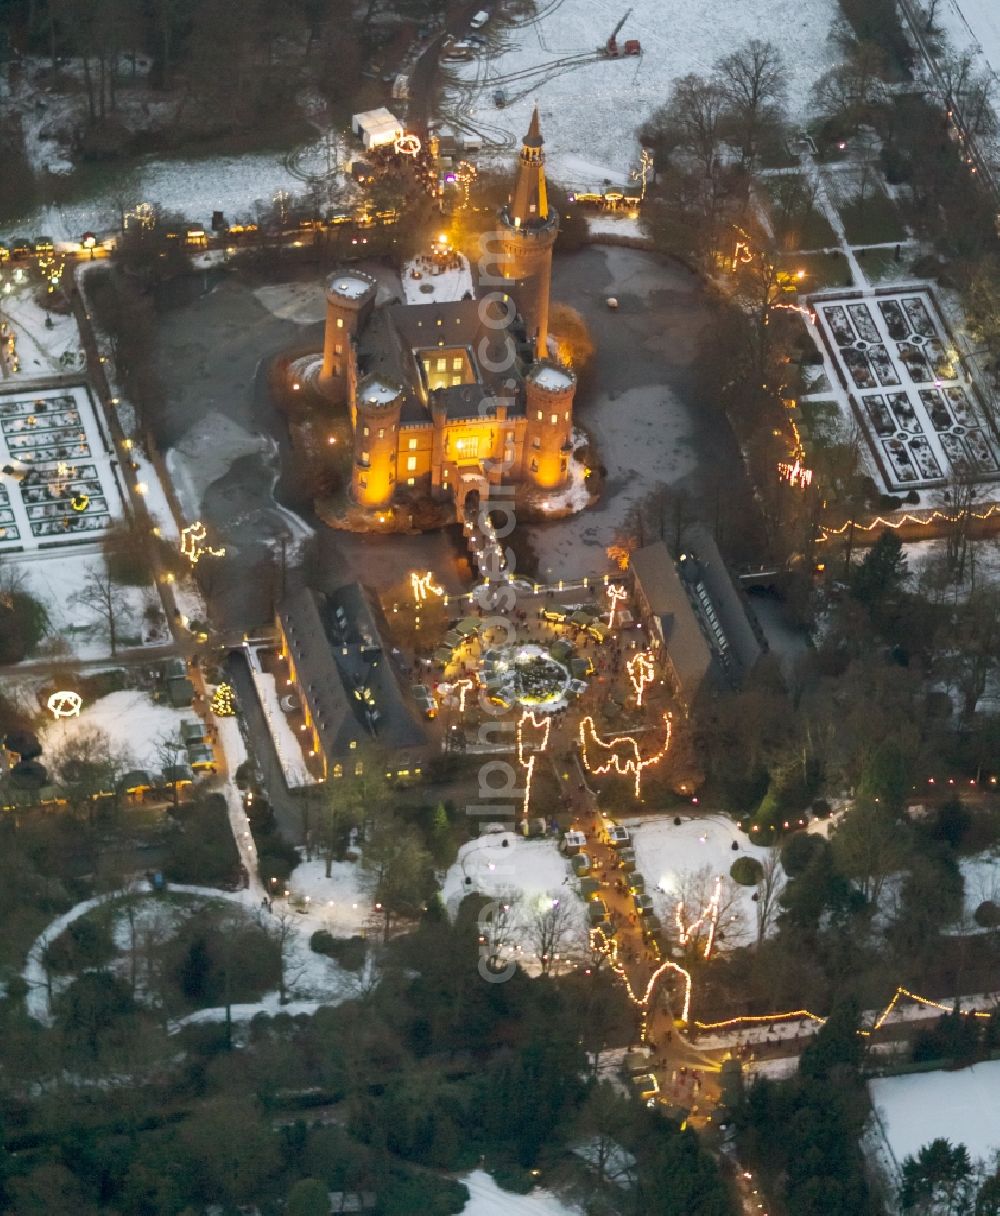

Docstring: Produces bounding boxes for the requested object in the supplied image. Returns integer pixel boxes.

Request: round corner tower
[497,107,559,362]
[352,374,404,510]
[524,360,576,490]
[320,269,378,403]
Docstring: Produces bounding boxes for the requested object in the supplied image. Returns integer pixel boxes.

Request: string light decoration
[693,986,992,1036]
[817,502,1000,542]
[578,713,672,798]
[47,690,82,719]
[394,131,422,156]
[210,684,236,717]
[627,650,656,707]
[516,709,551,820]
[590,924,693,1029]
[180,521,225,565]
[606,583,628,629]
[675,875,723,960]
[777,458,813,489]
[410,570,444,603]
[447,677,474,712]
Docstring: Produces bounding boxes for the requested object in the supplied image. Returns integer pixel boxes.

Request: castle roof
[356,297,531,425]
[277,583,427,762]
[503,107,553,231]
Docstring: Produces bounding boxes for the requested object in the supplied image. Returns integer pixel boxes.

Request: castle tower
[320,270,378,402]
[352,374,403,510]
[497,107,559,361]
[523,360,575,490]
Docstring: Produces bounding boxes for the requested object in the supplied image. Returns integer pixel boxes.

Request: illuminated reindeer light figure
[578,712,672,798]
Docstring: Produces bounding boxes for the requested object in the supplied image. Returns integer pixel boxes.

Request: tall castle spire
[507,105,549,229]
[497,107,559,360]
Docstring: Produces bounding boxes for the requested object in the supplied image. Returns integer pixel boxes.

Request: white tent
[351,108,403,151]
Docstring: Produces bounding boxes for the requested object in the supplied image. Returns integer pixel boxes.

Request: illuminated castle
[318,109,576,517]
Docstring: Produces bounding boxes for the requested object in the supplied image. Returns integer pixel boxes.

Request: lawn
[777,250,853,291]
[765,179,839,251]
[839,191,907,244]
[856,246,918,285]
[798,398,851,447]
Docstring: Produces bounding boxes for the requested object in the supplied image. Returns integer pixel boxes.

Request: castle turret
[320,270,378,402]
[497,107,559,361]
[352,374,404,509]
[523,360,575,490]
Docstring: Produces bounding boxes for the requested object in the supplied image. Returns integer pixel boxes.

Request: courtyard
[0,383,125,550]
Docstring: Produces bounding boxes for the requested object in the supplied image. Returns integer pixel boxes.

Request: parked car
[33,235,54,254]
[571,851,592,877]
[411,684,437,719]
[628,872,646,895]
[587,897,609,925]
[632,892,655,916]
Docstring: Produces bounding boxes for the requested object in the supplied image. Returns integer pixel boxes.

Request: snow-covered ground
[459,1171,582,1216]
[3,547,167,659]
[402,252,474,304]
[0,283,84,379]
[442,834,589,970]
[0,142,350,246]
[40,689,193,771]
[903,537,1000,594]
[23,883,359,1026]
[287,857,378,937]
[587,214,646,241]
[870,1061,1000,1172]
[253,282,328,326]
[629,814,780,950]
[938,0,1000,78]
[442,0,841,187]
[535,429,593,515]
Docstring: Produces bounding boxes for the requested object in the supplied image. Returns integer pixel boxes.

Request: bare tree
[264,906,306,1005]
[478,889,522,973]
[753,849,784,947]
[672,866,745,960]
[154,730,187,809]
[48,724,130,823]
[715,39,787,171]
[527,892,582,974]
[72,564,129,655]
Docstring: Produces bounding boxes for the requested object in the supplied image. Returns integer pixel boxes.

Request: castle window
[358,476,367,489]
[335,343,343,355]
[530,458,538,472]
[361,450,370,464]
[532,437,541,449]
[377,428,385,439]
[408,438,417,450]
[536,410,543,421]
[452,376,462,386]
[437,358,447,371]
[337,318,344,328]
[407,456,417,471]
[355,760,364,776]
[550,413,558,425]
[564,411,570,421]
[349,740,357,750]
[407,477,415,486]
[452,357,463,370]
[333,763,343,778]
[363,426,369,437]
